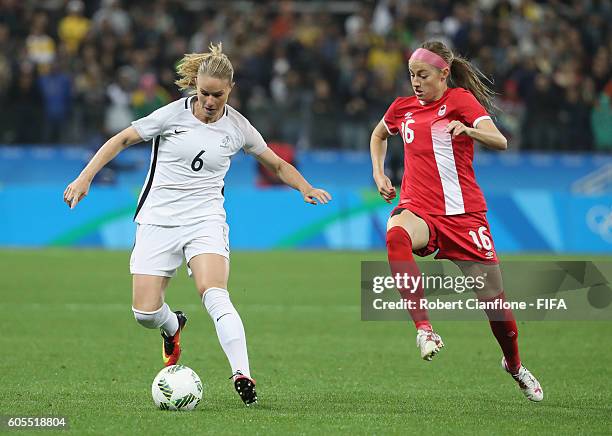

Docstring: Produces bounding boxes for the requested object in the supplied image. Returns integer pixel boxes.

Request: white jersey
[131,96,268,225]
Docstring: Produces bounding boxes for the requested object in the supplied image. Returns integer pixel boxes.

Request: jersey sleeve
[241,121,269,156]
[131,101,178,142]
[455,88,491,128]
[382,98,400,135]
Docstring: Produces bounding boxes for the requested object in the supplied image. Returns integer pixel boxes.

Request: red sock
[479,291,521,373]
[386,226,432,331]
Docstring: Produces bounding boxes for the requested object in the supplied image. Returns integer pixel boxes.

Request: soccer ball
[151,365,203,411]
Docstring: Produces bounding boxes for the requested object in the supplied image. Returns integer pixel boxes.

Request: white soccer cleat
[502,357,544,402]
[416,329,444,361]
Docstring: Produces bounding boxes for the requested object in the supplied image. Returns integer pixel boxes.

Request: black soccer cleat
[161,311,187,367]
[231,371,258,405]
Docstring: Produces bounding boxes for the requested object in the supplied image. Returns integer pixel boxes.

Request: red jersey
[383,87,491,215]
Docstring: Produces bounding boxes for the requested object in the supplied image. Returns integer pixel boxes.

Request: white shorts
[130,219,229,277]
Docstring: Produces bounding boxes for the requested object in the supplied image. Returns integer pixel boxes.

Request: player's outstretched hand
[303,187,332,205]
[446,120,472,138]
[374,173,396,203]
[63,176,91,209]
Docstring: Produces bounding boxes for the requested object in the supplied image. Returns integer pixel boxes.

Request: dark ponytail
[421,41,497,113]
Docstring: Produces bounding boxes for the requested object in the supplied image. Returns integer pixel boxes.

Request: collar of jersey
[187,95,228,125]
[417,88,450,106]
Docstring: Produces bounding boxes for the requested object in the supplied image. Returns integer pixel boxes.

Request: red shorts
[390,206,498,264]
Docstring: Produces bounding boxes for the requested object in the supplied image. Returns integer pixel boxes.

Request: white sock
[202,288,250,378]
[132,303,179,336]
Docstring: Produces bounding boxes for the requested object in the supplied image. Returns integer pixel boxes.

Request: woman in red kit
[370,41,543,402]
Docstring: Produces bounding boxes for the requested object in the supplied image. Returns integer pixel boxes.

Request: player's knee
[132,304,164,329]
[386,226,412,250]
[197,282,228,297]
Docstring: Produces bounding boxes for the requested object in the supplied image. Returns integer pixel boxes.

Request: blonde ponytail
[175,42,234,92]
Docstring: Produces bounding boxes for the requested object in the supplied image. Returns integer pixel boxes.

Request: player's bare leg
[132,274,170,312]
[454,261,543,401]
[190,254,257,405]
[132,274,186,366]
[386,209,430,248]
[387,209,444,361]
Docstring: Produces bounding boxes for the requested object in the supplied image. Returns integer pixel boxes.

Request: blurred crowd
[0,0,611,151]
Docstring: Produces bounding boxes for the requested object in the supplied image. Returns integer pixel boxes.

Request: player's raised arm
[63,126,143,209]
[370,119,396,203]
[254,148,331,205]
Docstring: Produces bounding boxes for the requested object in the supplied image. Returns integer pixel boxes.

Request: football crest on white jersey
[438,105,447,116]
[220,136,231,148]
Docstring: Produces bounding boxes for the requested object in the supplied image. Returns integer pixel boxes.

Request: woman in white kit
[63,43,331,406]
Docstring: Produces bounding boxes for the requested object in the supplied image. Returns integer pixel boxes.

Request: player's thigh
[453,260,503,300]
[130,224,184,310]
[132,274,171,311]
[189,253,230,296]
[130,224,184,276]
[387,209,430,250]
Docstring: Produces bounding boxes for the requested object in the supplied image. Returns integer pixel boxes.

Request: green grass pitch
[1,249,611,435]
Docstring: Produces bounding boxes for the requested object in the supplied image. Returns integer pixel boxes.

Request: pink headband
[410,48,449,70]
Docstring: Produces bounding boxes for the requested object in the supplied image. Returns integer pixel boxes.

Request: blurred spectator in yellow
[367,37,403,84]
[58,1,90,55]
[26,12,55,74]
[132,73,170,120]
[295,13,321,48]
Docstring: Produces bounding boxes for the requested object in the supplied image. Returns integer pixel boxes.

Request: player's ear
[440,67,450,82]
